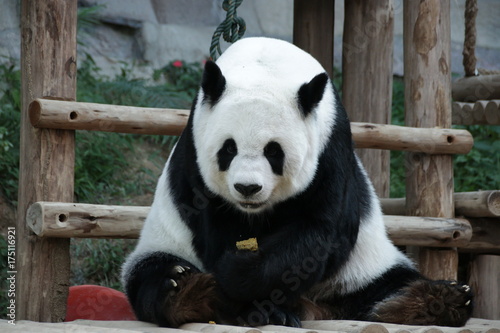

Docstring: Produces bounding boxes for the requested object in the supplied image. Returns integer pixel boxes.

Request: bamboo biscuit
[236,237,258,251]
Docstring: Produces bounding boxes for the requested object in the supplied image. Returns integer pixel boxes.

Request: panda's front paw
[162,267,219,327]
[236,303,301,327]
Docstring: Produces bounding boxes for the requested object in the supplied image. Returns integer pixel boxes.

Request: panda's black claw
[289,315,302,328]
[269,310,287,326]
[267,308,301,327]
[170,279,178,288]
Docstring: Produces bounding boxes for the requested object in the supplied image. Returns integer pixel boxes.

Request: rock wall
[0,0,499,77]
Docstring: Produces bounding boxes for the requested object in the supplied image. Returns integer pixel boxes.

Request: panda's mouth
[239,201,265,210]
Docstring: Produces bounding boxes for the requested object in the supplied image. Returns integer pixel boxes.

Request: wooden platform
[1,319,499,333]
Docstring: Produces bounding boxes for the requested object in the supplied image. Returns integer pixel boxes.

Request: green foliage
[390,77,406,198]
[0,237,8,316]
[153,60,205,98]
[71,238,136,291]
[454,125,500,191]
[77,4,105,32]
[0,61,21,206]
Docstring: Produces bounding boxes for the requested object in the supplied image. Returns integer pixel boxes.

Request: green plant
[0,61,21,206]
[71,238,136,291]
[153,60,204,98]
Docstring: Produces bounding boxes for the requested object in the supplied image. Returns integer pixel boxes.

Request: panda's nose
[234,183,262,197]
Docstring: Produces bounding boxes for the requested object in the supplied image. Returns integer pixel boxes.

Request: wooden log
[455,191,500,218]
[452,100,500,125]
[452,74,500,102]
[404,0,457,280]
[26,202,472,248]
[468,254,500,319]
[384,215,471,247]
[29,99,474,155]
[485,100,500,125]
[351,122,473,155]
[342,0,394,197]
[293,0,334,78]
[452,101,475,125]
[380,191,500,218]
[303,318,500,333]
[27,202,148,238]
[18,0,77,322]
[29,98,189,136]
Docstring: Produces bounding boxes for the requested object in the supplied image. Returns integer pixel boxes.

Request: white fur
[193,37,336,212]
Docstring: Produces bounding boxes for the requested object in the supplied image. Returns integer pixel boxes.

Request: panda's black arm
[213,221,351,304]
[124,252,202,327]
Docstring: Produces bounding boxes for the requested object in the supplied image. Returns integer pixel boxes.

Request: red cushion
[65,285,136,321]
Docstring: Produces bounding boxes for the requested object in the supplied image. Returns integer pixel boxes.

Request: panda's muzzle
[234,184,265,209]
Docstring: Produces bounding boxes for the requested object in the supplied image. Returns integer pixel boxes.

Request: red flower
[172,60,183,68]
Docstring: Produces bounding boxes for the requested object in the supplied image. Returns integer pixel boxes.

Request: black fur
[217,138,237,171]
[264,141,285,175]
[321,264,422,320]
[297,73,329,117]
[202,61,226,105]
[124,252,202,327]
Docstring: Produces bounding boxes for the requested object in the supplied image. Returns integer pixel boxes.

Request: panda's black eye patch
[217,139,237,171]
[264,141,284,175]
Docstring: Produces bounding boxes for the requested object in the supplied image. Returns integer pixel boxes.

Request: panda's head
[192,38,337,214]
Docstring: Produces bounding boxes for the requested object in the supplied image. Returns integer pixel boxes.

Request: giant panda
[122,37,473,328]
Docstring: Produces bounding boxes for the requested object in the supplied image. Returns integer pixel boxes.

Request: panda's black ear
[297,73,329,117]
[201,60,226,105]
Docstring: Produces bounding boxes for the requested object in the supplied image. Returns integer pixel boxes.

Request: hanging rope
[210,0,246,61]
[463,0,478,77]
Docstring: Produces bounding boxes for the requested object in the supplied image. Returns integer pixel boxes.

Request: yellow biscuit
[236,237,258,251]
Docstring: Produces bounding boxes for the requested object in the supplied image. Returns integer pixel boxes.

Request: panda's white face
[192,38,336,214]
[194,91,317,213]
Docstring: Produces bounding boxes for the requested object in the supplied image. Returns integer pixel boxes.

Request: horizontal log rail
[29,98,189,136]
[452,74,500,102]
[381,191,500,218]
[27,202,147,239]
[384,215,471,247]
[350,122,472,154]
[29,98,474,154]
[27,202,473,248]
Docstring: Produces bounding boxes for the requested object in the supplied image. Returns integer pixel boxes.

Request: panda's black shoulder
[167,98,206,212]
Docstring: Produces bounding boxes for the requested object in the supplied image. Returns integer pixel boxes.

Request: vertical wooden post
[403,0,457,280]
[18,0,77,321]
[342,0,394,197]
[293,0,335,78]
[469,254,500,319]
